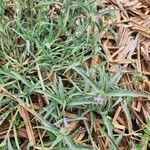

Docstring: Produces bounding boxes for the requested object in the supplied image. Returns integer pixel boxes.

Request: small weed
[12,118,25,128]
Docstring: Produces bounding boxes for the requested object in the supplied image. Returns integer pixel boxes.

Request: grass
[0,0,150,150]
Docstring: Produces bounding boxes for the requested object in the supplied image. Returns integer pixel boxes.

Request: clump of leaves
[12,118,25,128]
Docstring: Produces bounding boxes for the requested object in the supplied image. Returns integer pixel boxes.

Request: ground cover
[0,0,150,149]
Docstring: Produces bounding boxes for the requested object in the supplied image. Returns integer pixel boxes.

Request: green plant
[12,118,25,128]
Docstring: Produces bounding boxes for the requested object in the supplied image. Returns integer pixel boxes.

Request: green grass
[0,0,150,149]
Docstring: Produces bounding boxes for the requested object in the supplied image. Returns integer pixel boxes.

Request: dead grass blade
[18,106,36,146]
